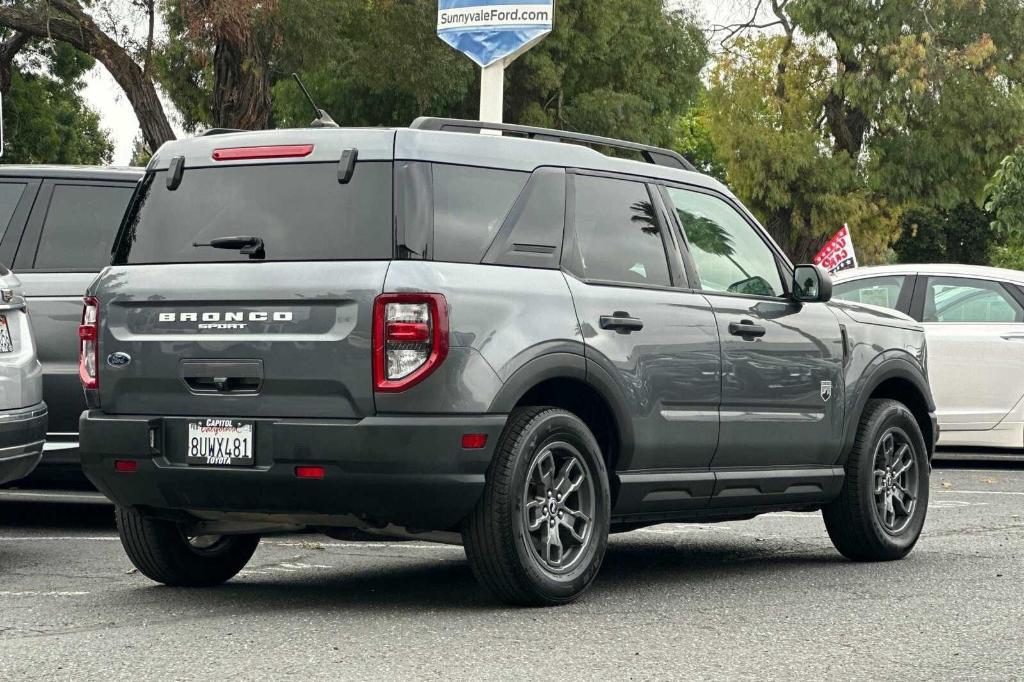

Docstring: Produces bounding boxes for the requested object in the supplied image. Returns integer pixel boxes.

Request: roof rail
[409,117,696,172]
[200,128,246,137]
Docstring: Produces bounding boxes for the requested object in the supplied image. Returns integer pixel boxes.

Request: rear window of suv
[114,162,393,264]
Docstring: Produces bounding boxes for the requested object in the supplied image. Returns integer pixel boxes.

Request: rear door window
[568,175,672,287]
[834,276,907,310]
[34,184,135,269]
[432,165,527,263]
[0,183,26,241]
[923,277,1024,323]
[116,162,393,264]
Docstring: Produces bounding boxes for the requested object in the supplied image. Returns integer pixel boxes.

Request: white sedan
[834,264,1024,450]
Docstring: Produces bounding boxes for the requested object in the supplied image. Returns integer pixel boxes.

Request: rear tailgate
[95,262,386,419]
[93,129,397,420]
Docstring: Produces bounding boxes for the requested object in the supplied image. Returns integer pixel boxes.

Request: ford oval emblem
[107,352,132,368]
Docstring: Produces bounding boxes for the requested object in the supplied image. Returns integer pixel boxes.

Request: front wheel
[823,399,930,561]
[115,506,260,587]
[463,407,611,606]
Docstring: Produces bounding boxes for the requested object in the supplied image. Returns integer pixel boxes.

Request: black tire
[463,407,611,606]
[823,399,929,561]
[115,506,260,587]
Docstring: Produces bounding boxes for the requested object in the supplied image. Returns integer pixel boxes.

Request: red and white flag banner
[813,224,858,274]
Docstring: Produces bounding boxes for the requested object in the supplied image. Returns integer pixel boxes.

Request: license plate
[0,315,13,353]
[186,419,255,466]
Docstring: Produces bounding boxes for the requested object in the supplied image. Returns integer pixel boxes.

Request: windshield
[114,161,393,264]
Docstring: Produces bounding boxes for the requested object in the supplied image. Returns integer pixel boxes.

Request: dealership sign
[437,0,555,67]
[813,224,859,274]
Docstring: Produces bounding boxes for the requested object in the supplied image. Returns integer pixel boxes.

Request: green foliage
[893,204,997,265]
[989,235,1024,271]
[1,42,113,165]
[705,0,1024,264]
[705,36,898,263]
[984,146,1024,236]
[673,99,725,181]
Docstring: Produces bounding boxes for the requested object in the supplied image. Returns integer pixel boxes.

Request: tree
[0,0,174,150]
[984,147,1024,236]
[893,204,996,265]
[1,40,113,164]
[704,0,1024,264]
[155,0,282,132]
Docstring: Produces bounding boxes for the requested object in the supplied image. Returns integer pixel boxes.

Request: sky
[81,1,755,164]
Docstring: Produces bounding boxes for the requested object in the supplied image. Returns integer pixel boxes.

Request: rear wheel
[463,407,610,606]
[823,399,930,561]
[115,506,260,586]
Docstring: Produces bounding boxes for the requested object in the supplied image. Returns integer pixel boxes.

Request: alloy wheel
[521,440,596,573]
[871,427,919,534]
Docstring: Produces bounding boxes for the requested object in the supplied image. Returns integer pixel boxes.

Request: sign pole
[479,61,505,124]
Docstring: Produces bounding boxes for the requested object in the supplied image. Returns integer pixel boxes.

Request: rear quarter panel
[376,262,582,413]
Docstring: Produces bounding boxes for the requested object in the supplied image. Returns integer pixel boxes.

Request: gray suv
[0,166,141,476]
[79,119,937,605]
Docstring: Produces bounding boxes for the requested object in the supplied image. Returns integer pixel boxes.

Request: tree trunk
[211,31,271,130]
[0,2,175,150]
[0,32,29,94]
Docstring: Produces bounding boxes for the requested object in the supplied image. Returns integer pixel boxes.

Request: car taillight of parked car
[373,293,448,392]
[79,296,99,389]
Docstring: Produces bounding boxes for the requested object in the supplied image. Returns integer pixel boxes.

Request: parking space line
[0,536,119,541]
[936,490,1024,496]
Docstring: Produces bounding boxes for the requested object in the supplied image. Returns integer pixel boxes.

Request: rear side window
[432,165,527,263]
[570,175,671,287]
[35,184,134,269]
[834,276,906,310]
[116,162,393,264]
[924,277,1024,323]
[0,183,26,241]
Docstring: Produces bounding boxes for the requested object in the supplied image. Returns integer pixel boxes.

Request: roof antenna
[292,73,338,128]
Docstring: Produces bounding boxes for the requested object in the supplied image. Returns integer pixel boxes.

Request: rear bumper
[79,410,507,531]
[0,402,47,486]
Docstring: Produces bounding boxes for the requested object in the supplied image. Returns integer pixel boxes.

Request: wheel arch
[842,354,936,463]
[489,353,633,505]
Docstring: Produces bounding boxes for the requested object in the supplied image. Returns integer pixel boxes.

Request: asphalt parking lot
[1,461,1021,681]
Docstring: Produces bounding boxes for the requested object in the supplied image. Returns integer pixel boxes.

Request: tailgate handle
[180,360,263,395]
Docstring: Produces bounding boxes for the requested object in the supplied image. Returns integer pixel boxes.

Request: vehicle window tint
[35,184,134,269]
[432,164,527,263]
[0,183,26,241]
[665,187,784,297]
[924,277,1023,323]
[571,175,671,287]
[834,276,906,310]
[116,162,393,264]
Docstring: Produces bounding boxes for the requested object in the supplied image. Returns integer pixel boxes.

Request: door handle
[1001,333,1024,341]
[600,312,644,334]
[728,320,766,339]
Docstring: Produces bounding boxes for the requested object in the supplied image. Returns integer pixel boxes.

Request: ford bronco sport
[79,119,937,606]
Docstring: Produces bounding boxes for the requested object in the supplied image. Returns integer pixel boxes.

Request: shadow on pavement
[105,536,848,613]
[0,501,114,530]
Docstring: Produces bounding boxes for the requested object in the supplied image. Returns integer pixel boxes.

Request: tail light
[79,296,99,389]
[373,293,448,392]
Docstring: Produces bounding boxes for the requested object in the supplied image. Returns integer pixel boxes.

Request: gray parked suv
[0,166,141,476]
[79,119,938,605]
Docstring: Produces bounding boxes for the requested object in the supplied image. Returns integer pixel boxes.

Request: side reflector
[461,434,488,450]
[212,144,314,161]
[114,460,138,473]
[295,465,325,480]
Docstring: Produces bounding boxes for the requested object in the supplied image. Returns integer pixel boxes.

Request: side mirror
[793,264,833,303]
